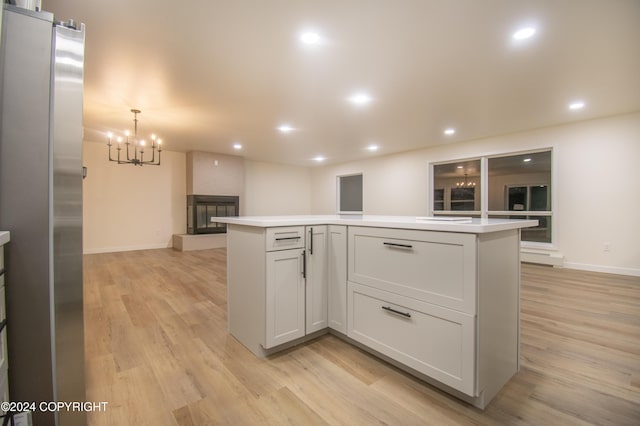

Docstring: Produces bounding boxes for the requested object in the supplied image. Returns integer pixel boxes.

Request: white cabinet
[228,225,330,354]
[227,222,521,409]
[265,248,306,348]
[327,225,347,333]
[348,282,475,395]
[264,225,308,349]
[346,226,521,408]
[347,226,477,395]
[266,226,305,251]
[305,226,328,334]
[348,226,476,314]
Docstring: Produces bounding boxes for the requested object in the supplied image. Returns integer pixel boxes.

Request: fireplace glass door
[187,195,239,234]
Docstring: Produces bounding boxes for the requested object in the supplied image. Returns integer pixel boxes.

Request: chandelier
[456,173,476,188]
[107,109,162,166]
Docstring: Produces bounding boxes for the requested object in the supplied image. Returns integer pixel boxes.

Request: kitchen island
[215,215,537,409]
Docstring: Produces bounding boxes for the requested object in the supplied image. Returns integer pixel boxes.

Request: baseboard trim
[520,250,564,267]
[563,262,640,277]
[83,243,171,254]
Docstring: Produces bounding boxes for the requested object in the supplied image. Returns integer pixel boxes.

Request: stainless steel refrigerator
[0,4,85,425]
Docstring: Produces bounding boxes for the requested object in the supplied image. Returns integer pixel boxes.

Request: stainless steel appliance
[0,4,85,425]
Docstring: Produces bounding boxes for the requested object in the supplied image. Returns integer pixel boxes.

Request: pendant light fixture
[107,109,162,166]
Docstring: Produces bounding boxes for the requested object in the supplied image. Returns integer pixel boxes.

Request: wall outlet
[604,242,611,252]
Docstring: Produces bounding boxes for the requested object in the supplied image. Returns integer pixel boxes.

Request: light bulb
[513,28,536,40]
[300,32,320,45]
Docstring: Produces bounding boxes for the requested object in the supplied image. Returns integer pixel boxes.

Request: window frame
[336,172,364,214]
[429,148,555,248]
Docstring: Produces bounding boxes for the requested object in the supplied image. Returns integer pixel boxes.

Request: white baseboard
[83,242,171,254]
[521,250,564,267]
[563,262,640,277]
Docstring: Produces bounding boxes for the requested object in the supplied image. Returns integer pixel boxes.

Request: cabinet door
[265,249,305,348]
[327,225,347,333]
[305,226,328,334]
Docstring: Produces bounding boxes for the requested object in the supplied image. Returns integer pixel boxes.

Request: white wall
[83,141,187,253]
[311,112,640,276]
[187,151,245,204]
[243,160,311,215]
[82,148,311,252]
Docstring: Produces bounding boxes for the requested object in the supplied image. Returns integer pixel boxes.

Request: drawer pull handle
[382,305,412,318]
[383,242,413,249]
[275,236,301,241]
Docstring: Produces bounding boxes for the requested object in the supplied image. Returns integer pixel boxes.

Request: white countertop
[0,231,10,246]
[216,215,538,234]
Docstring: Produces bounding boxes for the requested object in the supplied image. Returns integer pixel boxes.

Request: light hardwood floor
[83,248,640,425]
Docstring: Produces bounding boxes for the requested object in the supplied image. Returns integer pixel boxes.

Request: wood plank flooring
[83,248,640,425]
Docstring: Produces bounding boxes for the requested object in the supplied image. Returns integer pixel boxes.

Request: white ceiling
[43,0,640,166]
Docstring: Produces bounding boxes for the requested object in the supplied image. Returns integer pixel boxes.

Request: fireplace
[187,195,239,234]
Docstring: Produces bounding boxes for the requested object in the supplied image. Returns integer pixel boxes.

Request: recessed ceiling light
[313,156,325,162]
[348,93,372,105]
[277,124,294,133]
[444,128,456,135]
[513,27,536,40]
[568,101,585,110]
[523,158,532,162]
[457,166,463,169]
[366,144,379,152]
[233,143,242,150]
[300,32,320,45]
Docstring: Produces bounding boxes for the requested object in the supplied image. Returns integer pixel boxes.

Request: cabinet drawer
[266,226,305,252]
[348,281,476,396]
[348,227,477,314]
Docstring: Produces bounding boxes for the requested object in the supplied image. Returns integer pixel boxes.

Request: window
[431,149,553,244]
[451,187,476,211]
[337,173,363,213]
[432,159,480,215]
[488,151,552,244]
[433,188,444,211]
